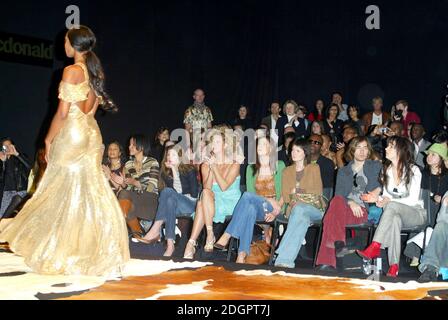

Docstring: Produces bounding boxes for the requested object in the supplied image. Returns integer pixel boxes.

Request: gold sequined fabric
[0,63,130,276]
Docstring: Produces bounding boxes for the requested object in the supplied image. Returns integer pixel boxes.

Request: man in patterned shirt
[183,88,214,133]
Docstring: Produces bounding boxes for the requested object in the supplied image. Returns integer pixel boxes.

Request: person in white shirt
[361,97,391,135]
[357,136,426,277]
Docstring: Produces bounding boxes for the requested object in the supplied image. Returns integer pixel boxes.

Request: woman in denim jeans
[214,135,285,263]
[274,139,323,268]
[136,146,199,257]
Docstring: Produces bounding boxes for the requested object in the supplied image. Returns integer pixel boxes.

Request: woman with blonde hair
[183,126,241,259]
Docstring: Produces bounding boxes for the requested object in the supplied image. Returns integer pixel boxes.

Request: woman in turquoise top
[211,176,241,223]
[214,135,285,263]
[183,126,241,259]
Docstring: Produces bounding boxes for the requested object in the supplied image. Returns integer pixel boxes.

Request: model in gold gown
[0,27,130,276]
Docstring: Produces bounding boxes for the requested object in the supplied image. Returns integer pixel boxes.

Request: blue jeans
[225,192,273,255]
[275,203,323,268]
[155,188,197,240]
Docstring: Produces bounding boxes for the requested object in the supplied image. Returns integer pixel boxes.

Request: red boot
[387,264,399,277]
[356,241,381,260]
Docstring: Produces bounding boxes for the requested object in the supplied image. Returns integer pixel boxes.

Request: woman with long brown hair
[135,145,199,257]
[214,135,285,263]
[357,136,426,277]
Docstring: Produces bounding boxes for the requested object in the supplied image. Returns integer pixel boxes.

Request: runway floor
[1,242,447,300]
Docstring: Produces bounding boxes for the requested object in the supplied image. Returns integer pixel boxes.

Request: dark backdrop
[1,0,448,160]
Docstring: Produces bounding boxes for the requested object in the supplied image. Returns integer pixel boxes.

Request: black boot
[335,241,354,258]
[418,265,439,283]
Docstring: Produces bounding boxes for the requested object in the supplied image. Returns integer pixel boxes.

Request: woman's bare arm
[212,163,240,192]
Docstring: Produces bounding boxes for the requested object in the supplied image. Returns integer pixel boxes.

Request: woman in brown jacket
[274,138,324,268]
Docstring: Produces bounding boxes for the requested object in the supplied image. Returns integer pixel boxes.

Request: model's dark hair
[67,25,117,112]
[381,136,415,188]
[129,134,152,157]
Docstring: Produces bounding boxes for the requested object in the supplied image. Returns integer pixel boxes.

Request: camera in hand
[394,110,403,120]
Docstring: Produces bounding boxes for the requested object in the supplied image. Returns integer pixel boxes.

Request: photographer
[392,100,421,138]
[0,137,31,217]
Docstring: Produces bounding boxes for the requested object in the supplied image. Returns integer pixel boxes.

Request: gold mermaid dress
[0,63,130,276]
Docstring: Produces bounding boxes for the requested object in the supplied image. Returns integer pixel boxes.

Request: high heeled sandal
[183,239,197,259]
[134,234,161,244]
[204,226,215,253]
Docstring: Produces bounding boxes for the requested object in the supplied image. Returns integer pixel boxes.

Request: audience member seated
[393,99,421,138]
[404,143,448,266]
[261,102,281,146]
[183,126,241,259]
[331,92,349,122]
[323,103,344,152]
[274,139,323,268]
[335,126,358,169]
[432,130,448,169]
[233,105,254,130]
[388,120,405,137]
[135,145,199,257]
[214,136,285,263]
[418,191,448,282]
[357,136,425,277]
[321,134,337,166]
[310,120,325,136]
[1,147,46,220]
[152,127,170,164]
[346,105,364,136]
[308,99,325,122]
[410,123,431,169]
[276,99,299,147]
[315,137,382,271]
[309,134,335,190]
[362,97,390,135]
[115,134,160,236]
[278,130,296,166]
[288,105,310,139]
[0,137,31,218]
[102,141,126,196]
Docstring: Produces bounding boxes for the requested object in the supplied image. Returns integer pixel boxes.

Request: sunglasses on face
[309,140,322,146]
